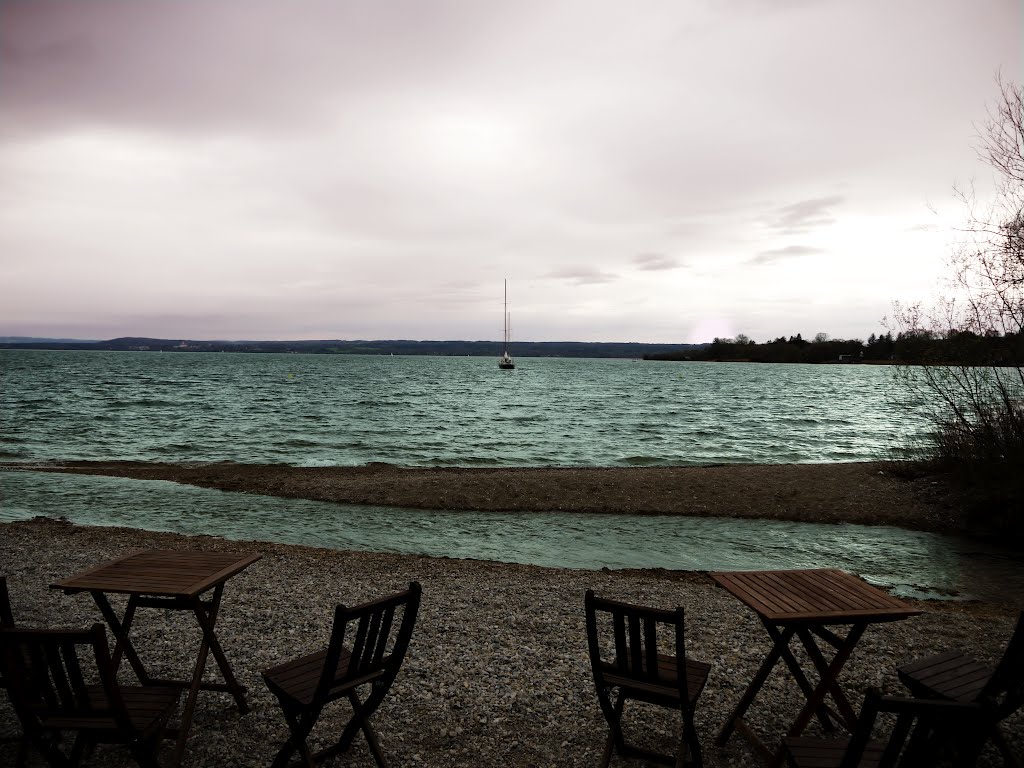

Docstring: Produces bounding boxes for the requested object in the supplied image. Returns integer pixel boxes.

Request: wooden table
[52,549,262,767]
[710,568,921,764]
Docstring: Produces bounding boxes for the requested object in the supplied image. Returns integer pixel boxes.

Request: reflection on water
[3,470,1022,602]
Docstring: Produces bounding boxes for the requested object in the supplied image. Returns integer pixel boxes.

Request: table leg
[192,586,249,712]
[787,623,865,737]
[90,592,152,684]
[168,585,250,768]
[716,624,797,747]
[169,608,214,768]
[765,622,837,734]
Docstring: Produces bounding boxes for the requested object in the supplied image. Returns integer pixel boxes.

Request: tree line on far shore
[645,329,1023,366]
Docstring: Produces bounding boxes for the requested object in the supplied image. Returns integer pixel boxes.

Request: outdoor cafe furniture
[584,589,712,768]
[0,623,182,768]
[782,687,985,768]
[0,575,28,764]
[51,549,262,767]
[261,581,421,768]
[897,609,1024,767]
[710,568,921,764]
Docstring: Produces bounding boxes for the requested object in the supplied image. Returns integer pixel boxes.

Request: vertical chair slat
[613,613,627,673]
[372,606,396,666]
[350,614,371,676]
[628,613,642,675]
[62,637,92,712]
[643,616,659,683]
[29,645,60,712]
[363,609,384,668]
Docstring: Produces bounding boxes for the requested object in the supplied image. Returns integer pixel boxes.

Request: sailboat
[498,279,515,370]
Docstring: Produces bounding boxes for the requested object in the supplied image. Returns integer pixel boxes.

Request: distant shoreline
[0,338,703,358]
[0,459,965,535]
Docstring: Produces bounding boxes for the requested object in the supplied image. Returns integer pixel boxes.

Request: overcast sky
[0,0,1019,344]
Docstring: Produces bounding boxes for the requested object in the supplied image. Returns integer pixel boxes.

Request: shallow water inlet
[3,470,1022,603]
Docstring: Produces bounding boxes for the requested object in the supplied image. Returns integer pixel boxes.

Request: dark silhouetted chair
[0,622,181,768]
[782,687,986,768]
[0,577,12,631]
[584,589,711,767]
[897,610,1024,767]
[1,576,28,767]
[262,581,422,768]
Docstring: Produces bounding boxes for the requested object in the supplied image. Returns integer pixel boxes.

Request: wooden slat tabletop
[52,549,262,598]
[710,569,921,623]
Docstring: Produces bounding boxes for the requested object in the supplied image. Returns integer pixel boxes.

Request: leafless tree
[891,76,1024,525]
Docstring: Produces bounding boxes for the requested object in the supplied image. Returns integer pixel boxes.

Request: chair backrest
[584,589,691,709]
[0,577,13,630]
[0,577,13,692]
[316,581,421,703]
[0,623,134,737]
[979,609,1024,720]
[838,689,984,768]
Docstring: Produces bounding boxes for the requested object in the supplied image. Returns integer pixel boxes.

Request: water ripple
[0,351,935,467]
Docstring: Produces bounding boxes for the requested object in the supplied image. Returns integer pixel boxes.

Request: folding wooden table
[710,568,921,764]
[52,549,262,767]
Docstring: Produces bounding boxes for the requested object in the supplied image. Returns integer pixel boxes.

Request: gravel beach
[1,517,1020,767]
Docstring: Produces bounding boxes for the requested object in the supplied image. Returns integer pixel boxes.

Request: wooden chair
[0,623,181,768]
[262,581,421,768]
[584,589,712,768]
[0,577,12,630]
[897,610,1024,767]
[782,688,986,768]
[0,576,29,768]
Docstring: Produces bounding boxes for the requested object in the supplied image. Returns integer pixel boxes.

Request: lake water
[0,350,930,466]
[5,349,1013,600]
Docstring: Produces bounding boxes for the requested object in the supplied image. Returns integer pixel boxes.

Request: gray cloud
[768,195,845,234]
[632,253,681,271]
[751,245,827,265]
[546,267,619,285]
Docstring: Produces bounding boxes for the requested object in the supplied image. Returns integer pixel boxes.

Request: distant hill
[0,336,706,359]
[0,336,98,344]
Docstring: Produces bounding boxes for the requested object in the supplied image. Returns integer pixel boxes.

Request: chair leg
[69,734,87,767]
[272,706,319,768]
[334,680,392,757]
[349,691,388,768]
[993,727,1022,768]
[128,742,161,768]
[332,690,388,768]
[681,711,703,768]
[597,692,627,768]
[26,730,73,768]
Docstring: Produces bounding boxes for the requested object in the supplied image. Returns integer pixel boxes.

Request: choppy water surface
[4,350,992,597]
[3,471,1022,603]
[0,350,929,466]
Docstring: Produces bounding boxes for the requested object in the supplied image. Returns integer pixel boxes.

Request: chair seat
[43,685,181,737]
[601,654,711,706]
[263,647,358,707]
[783,736,885,768]
[897,649,991,702]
